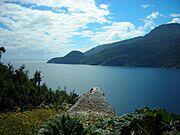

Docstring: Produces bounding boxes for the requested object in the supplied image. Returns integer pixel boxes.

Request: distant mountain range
[47,23,180,68]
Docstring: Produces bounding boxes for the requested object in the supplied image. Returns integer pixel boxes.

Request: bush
[93,107,180,135]
[37,113,95,135]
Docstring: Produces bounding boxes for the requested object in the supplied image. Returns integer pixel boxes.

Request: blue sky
[0,0,180,59]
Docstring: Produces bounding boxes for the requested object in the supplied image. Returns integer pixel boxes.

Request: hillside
[84,36,143,56]
[47,23,180,68]
[47,51,86,64]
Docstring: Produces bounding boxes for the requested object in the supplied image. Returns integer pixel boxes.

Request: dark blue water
[4,60,180,115]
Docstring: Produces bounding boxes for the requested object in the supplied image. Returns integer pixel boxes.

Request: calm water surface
[4,60,180,115]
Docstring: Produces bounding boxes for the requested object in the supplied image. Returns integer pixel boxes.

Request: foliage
[0,109,59,135]
[93,107,180,135]
[36,108,180,135]
[0,63,79,112]
[0,47,6,60]
[37,113,96,135]
[0,106,179,135]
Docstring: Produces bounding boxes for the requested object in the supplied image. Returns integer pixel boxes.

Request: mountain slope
[47,23,180,68]
[84,23,180,67]
[84,36,143,56]
[47,51,86,64]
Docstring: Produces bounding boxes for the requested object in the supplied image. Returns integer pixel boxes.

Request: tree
[67,89,79,104]
[0,47,6,60]
[33,70,42,95]
[0,62,79,112]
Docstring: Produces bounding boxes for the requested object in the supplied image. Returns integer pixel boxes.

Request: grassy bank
[1,108,180,135]
[0,109,60,135]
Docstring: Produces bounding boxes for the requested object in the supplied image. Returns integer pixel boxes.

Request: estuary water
[4,60,180,115]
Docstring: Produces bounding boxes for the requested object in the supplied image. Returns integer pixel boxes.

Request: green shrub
[93,108,180,135]
[37,113,95,135]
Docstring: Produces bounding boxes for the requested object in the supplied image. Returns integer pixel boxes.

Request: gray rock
[68,87,115,116]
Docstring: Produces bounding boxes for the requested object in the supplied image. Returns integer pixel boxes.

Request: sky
[0,0,180,59]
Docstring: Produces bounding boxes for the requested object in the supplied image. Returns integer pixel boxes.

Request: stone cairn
[68,87,115,116]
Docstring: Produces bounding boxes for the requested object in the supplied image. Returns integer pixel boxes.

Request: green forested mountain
[47,23,180,68]
[84,36,143,56]
[47,51,86,64]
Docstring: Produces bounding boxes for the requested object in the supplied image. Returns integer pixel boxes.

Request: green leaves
[92,108,180,135]
[37,113,93,135]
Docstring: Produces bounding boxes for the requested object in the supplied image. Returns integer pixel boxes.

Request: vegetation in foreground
[38,108,180,135]
[0,108,60,135]
[0,107,180,135]
[0,48,79,134]
[0,63,79,112]
[1,48,180,135]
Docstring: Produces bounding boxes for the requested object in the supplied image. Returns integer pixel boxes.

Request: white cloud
[139,11,160,30]
[81,11,161,45]
[168,13,180,24]
[141,4,153,9]
[146,11,160,19]
[170,13,180,18]
[100,4,108,9]
[81,22,144,44]
[0,0,110,58]
[168,18,180,24]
